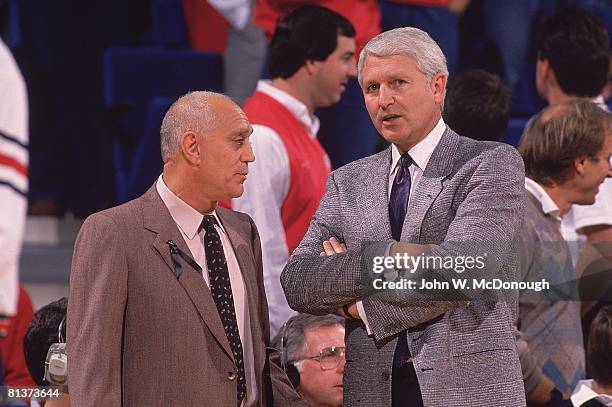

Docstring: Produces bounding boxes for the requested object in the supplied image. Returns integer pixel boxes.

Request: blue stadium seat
[503,118,529,147]
[103,47,223,203]
[510,62,546,117]
[112,97,174,203]
[150,0,190,48]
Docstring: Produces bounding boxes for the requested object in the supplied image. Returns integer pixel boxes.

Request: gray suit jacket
[282,128,527,406]
[68,184,304,407]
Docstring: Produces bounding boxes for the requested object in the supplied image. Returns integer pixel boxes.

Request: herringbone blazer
[282,127,527,406]
[68,184,305,407]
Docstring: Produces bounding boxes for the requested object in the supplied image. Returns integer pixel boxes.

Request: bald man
[68,92,305,406]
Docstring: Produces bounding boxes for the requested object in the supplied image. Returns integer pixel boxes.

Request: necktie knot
[201,214,218,232]
[396,153,413,184]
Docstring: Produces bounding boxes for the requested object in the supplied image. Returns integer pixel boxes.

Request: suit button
[227,372,237,381]
[382,370,390,381]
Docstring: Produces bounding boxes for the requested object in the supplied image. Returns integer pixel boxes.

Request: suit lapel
[142,185,234,360]
[360,147,394,240]
[401,128,459,243]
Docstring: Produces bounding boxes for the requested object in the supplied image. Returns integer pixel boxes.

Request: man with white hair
[282,27,526,406]
[68,91,305,406]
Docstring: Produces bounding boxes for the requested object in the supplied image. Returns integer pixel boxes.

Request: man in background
[534,7,612,348]
[230,5,356,335]
[23,297,69,407]
[271,314,345,407]
[443,69,511,142]
[518,99,612,405]
[564,306,612,407]
[534,7,611,246]
[0,35,28,319]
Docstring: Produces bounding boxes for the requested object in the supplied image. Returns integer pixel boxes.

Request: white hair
[159,91,234,162]
[357,27,448,86]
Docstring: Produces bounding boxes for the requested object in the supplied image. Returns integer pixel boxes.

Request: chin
[230,186,245,199]
[380,131,407,146]
[227,188,244,199]
[576,195,597,206]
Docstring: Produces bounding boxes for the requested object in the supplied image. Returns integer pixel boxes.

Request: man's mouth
[381,114,401,123]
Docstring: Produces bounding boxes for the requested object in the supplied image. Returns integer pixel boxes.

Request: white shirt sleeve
[206,0,250,29]
[572,179,612,233]
[232,124,294,336]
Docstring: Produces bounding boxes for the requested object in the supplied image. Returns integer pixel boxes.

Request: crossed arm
[281,144,525,341]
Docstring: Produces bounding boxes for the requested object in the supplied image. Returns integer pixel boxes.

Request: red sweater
[383,0,449,6]
[242,90,330,253]
[254,0,381,56]
[0,286,35,387]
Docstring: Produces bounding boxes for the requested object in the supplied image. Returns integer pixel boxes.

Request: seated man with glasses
[271,314,345,407]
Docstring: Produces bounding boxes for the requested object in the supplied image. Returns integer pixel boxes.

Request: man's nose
[243,143,255,163]
[338,353,346,373]
[379,86,394,109]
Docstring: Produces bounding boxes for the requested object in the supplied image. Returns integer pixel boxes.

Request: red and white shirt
[0,38,28,317]
[231,80,331,335]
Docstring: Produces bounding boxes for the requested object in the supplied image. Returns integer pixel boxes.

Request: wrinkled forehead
[303,324,345,352]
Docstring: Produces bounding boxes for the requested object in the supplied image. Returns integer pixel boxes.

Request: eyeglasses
[298,346,345,371]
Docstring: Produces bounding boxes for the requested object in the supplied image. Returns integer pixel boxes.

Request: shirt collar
[257,80,320,136]
[390,117,446,174]
[571,380,612,407]
[524,177,561,220]
[156,175,225,239]
[592,95,610,112]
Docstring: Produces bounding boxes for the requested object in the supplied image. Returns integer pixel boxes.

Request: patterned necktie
[201,215,246,405]
[389,153,413,368]
[389,153,413,241]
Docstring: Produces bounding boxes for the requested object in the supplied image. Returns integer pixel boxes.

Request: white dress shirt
[524,177,562,224]
[232,80,323,336]
[357,117,447,333]
[156,175,257,406]
[571,379,612,407]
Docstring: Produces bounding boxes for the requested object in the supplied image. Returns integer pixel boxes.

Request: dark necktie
[201,215,246,405]
[389,153,413,242]
[389,153,413,368]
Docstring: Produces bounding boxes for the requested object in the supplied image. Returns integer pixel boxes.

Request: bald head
[160,91,237,162]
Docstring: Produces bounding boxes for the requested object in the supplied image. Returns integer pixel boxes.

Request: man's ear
[304,59,321,76]
[180,131,200,165]
[538,58,558,87]
[431,73,447,105]
[574,156,588,177]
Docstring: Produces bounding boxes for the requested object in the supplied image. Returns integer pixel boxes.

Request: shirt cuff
[356,300,373,335]
[356,240,397,336]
